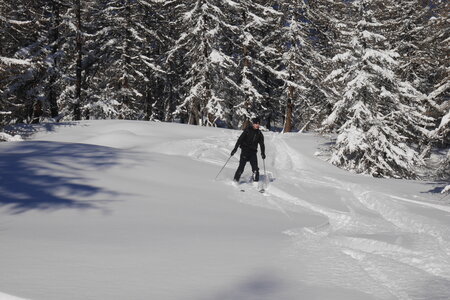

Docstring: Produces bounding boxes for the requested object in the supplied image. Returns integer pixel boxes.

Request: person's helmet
[251,117,261,124]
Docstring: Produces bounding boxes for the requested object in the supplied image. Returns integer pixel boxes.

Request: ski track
[174,131,450,300]
[103,126,449,300]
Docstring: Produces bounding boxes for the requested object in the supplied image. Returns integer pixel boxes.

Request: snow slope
[0,120,449,300]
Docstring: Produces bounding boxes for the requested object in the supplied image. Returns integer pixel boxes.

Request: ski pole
[215,155,232,180]
[263,158,267,187]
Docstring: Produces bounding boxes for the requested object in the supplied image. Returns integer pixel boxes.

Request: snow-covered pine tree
[82,0,146,119]
[26,0,80,122]
[0,1,34,128]
[2,0,97,123]
[233,0,280,129]
[322,0,431,179]
[435,109,450,179]
[137,0,172,122]
[168,0,240,126]
[421,1,449,150]
[0,56,33,128]
[270,0,331,133]
[47,0,99,122]
[269,1,308,133]
[0,0,54,125]
[391,0,448,156]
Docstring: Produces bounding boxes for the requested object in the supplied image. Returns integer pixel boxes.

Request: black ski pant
[234,151,259,182]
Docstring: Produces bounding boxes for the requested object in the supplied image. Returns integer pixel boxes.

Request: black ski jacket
[233,126,265,155]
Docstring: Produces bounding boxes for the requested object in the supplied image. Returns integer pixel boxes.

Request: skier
[231,117,266,182]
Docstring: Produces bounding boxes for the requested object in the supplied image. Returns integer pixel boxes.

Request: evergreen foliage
[0,0,448,179]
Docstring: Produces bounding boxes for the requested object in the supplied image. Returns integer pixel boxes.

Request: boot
[253,171,260,182]
[234,171,242,182]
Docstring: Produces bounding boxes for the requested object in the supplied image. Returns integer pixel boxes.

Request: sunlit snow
[0,120,449,300]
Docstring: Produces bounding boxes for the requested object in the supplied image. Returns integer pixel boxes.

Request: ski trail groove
[180,131,450,300]
[267,133,450,299]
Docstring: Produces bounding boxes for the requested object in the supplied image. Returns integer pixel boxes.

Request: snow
[439,110,450,129]
[0,133,23,142]
[363,49,399,65]
[361,30,386,42]
[0,56,32,66]
[0,16,32,26]
[222,0,239,7]
[442,183,450,194]
[0,292,29,300]
[428,81,450,102]
[1,120,449,300]
[209,49,225,64]
[332,51,352,62]
[325,68,343,82]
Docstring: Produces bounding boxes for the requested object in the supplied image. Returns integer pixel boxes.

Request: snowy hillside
[0,120,449,300]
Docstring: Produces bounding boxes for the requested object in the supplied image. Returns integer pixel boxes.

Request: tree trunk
[189,102,200,125]
[74,0,82,120]
[241,119,250,130]
[202,14,210,126]
[283,85,294,133]
[242,10,250,68]
[31,100,43,124]
[49,0,60,118]
[122,0,132,109]
[144,89,152,121]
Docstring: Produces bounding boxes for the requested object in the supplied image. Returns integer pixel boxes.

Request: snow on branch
[363,49,399,65]
[0,16,32,25]
[332,51,352,62]
[0,56,32,66]
[361,30,386,42]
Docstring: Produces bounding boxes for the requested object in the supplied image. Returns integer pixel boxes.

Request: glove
[231,149,237,156]
[261,153,266,159]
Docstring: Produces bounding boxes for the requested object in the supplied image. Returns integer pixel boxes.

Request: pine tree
[322,0,431,178]
[169,0,240,126]
[139,0,172,122]
[270,0,331,133]
[81,0,140,119]
[0,0,33,127]
[422,1,449,149]
[0,0,51,125]
[232,0,280,128]
[50,0,97,121]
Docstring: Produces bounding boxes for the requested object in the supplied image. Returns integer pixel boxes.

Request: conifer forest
[0,0,448,179]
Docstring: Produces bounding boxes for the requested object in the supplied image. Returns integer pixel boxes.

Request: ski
[233,177,266,194]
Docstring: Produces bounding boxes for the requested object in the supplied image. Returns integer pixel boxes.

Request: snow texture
[0,133,23,142]
[0,120,449,300]
[0,56,32,66]
[443,185,450,194]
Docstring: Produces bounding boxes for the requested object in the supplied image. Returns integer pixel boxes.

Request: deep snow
[0,120,449,300]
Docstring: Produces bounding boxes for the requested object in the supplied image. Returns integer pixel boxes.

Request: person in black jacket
[231,117,266,182]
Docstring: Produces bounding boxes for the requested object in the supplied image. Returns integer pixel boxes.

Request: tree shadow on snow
[4,122,81,139]
[0,141,124,214]
[422,181,449,194]
[205,272,286,300]
[204,271,381,300]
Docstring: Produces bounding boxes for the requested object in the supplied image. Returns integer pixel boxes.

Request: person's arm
[231,130,246,156]
[259,133,266,159]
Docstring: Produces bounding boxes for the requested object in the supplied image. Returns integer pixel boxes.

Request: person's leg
[234,153,248,182]
[249,152,259,181]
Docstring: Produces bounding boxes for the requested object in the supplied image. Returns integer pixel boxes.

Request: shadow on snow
[4,122,80,139]
[0,140,123,214]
